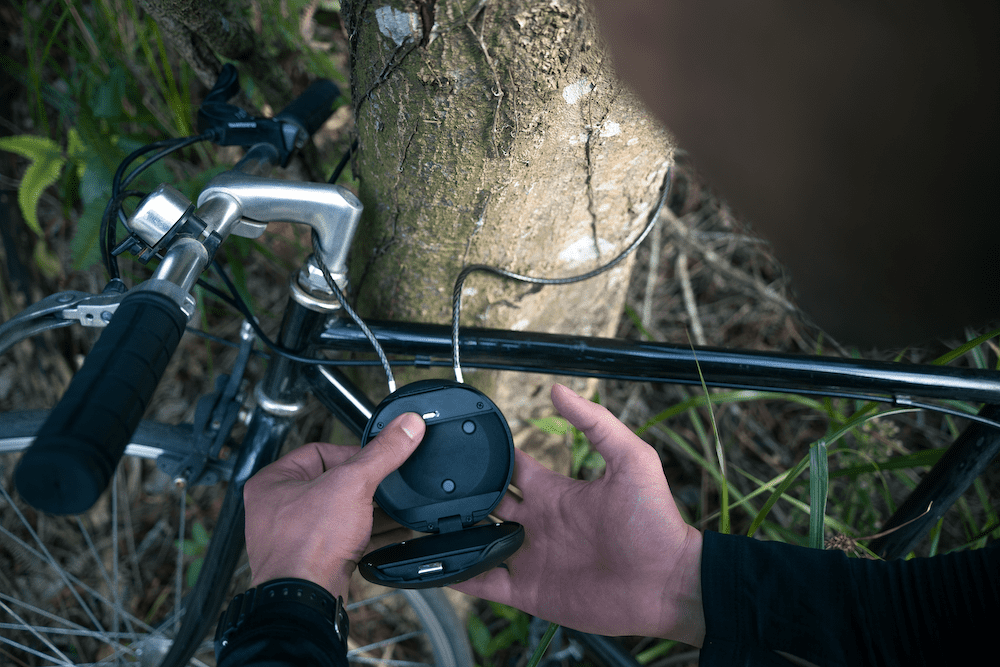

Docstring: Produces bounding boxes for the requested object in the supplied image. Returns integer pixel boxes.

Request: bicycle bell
[358,379,524,589]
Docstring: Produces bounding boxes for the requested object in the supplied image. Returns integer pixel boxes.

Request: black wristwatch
[215,578,349,654]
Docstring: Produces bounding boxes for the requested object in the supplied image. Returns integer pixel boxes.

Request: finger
[257,442,360,483]
[345,412,425,496]
[447,561,515,604]
[550,383,654,474]
[489,448,549,522]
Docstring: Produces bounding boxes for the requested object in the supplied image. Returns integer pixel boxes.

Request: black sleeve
[216,599,349,667]
[699,531,999,666]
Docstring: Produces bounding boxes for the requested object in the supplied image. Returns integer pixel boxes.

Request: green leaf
[33,243,62,278]
[809,442,829,549]
[489,602,522,621]
[636,639,678,665]
[747,456,811,538]
[70,151,115,271]
[830,448,944,478]
[487,624,520,654]
[0,134,66,238]
[192,521,210,546]
[582,449,606,470]
[186,557,203,588]
[931,327,1000,366]
[526,622,559,667]
[529,416,569,435]
[178,539,202,557]
[467,615,492,659]
[89,64,127,119]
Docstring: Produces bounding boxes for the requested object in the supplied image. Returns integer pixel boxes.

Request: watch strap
[215,578,348,654]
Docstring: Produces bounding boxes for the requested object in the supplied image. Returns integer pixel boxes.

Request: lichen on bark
[342,0,674,416]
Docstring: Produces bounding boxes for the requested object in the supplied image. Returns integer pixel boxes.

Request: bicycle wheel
[0,411,474,666]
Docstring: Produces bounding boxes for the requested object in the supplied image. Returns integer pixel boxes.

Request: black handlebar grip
[14,290,187,515]
[274,78,341,138]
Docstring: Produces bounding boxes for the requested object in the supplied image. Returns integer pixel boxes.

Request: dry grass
[2,2,997,662]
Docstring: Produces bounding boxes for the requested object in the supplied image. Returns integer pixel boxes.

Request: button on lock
[442,479,456,493]
[462,420,476,434]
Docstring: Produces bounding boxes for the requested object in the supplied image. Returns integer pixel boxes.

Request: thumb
[550,383,656,474]
[353,412,426,495]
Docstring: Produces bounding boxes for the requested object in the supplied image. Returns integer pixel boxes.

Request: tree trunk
[142,0,675,456]
[138,0,294,106]
[341,0,673,426]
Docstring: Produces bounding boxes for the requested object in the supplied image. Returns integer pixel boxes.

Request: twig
[663,207,796,313]
[677,250,706,346]
[642,212,662,335]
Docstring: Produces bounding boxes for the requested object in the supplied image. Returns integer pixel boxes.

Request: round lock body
[361,380,515,533]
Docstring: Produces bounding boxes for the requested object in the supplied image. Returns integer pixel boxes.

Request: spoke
[0,525,158,636]
[175,486,186,636]
[0,480,107,635]
[0,622,152,641]
[347,630,427,657]
[345,589,405,611]
[0,633,74,666]
[347,652,435,667]
[76,511,140,646]
[0,598,74,665]
[112,465,121,665]
[0,591,95,632]
[121,460,146,610]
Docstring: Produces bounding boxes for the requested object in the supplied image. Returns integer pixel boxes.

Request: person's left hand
[243,412,426,599]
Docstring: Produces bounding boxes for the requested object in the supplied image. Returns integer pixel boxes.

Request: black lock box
[358,380,524,588]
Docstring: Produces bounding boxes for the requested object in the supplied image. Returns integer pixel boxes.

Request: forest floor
[2,4,998,666]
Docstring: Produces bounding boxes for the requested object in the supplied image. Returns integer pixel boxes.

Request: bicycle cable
[125,144,997,432]
[199,259,1000,430]
[317,258,397,393]
[449,164,674,383]
[328,138,358,184]
[103,133,214,279]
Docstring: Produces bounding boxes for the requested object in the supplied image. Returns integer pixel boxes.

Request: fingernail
[399,412,423,440]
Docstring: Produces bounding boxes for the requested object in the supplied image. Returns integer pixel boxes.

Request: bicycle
[2,64,999,667]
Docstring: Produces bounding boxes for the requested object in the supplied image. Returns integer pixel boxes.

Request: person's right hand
[448,384,705,646]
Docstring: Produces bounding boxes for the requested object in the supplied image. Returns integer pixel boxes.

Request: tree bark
[341,0,673,422]
[138,0,295,109]
[142,0,675,452]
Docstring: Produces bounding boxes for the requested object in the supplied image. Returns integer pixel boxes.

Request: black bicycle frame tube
[304,363,376,437]
[869,402,1000,559]
[160,298,324,665]
[159,407,295,667]
[316,320,1000,405]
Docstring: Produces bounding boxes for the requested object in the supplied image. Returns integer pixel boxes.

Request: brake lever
[60,280,128,327]
[0,280,127,356]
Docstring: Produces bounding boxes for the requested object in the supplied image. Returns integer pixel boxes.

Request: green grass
[482,326,1000,665]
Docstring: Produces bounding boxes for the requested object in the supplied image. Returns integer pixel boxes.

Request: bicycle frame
[237,294,999,667]
[268,297,1000,559]
[6,108,997,663]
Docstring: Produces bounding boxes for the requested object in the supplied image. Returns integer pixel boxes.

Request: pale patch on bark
[562,78,594,104]
[375,6,421,46]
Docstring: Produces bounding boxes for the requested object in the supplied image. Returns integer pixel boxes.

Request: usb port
[418,562,444,576]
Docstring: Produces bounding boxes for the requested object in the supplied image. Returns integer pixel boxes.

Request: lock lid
[359,521,524,589]
[362,380,515,533]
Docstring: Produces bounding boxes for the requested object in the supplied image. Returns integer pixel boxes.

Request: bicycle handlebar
[14,291,186,514]
[275,78,342,139]
[198,63,341,167]
[14,68,343,515]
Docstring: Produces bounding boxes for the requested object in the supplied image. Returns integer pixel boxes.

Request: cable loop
[450,165,674,383]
